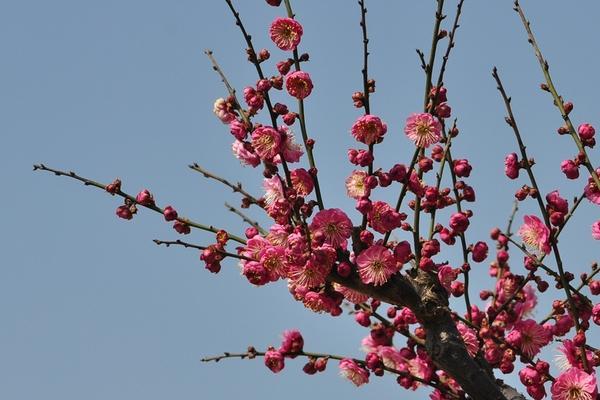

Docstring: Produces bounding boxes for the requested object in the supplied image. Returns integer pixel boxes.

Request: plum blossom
[333,283,369,304]
[356,245,398,286]
[345,170,369,199]
[269,17,303,51]
[290,168,313,196]
[252,126,282,160]
[367,201,404,234]
[286,71,313,99]
[213,98,236,124]
[351,115,388,145]
[518,215,551,255]
[232,140,261,167]
[551,368,597,400]
[404,113,442,148]
[264,347,285,373]
[310,208,353,249]
[506,319,551,358]
[456,322,479,357]
[339,358,369,386]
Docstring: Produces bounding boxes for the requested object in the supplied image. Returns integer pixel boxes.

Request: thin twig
[202,348,458,396]
[189,163,262,206]
[224,202,267,235]
[204,49,250,126]
[153,239,253,261]
[33,164,247,244]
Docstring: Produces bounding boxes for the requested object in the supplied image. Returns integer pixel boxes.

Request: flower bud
[163,206,178,221]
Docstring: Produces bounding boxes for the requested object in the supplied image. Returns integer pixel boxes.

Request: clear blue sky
[2,1,599,399]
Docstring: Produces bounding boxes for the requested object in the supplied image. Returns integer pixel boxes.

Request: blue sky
[2,1,599,399]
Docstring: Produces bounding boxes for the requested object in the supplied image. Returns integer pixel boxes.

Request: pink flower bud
[453,159,472,177]
[439,227,455,245]
[496,250,509,264]
[449,212,470,233]
[258,48,270,60]
[429,86,447,102]
[136,189,155,206]
[360,229,374,246]
[173,221,191,235]
[355,198,372,215]
[264,347,285,373]
[116,205,133,220]
[276,60,292,75]
[435,102,451,118]
[229,120,248,141]
[560,159,580,179]
[418,157,433,172]
[578,123,596,140]
[419,256,434,272]
[163,206,178,221]
[355,311,371,327]
[471,241,488,263]
[365,175,378,189]
[430,145,444,162]
[280,330,304,355]
[389,164,407,182]
[314,358,327,372]
[519,366,541,386]
[504,153,520,179]
[282,112,296,125]
[256,78,271,92]
[337,261,351,277]
[245,226,259,239]
[527,384,546,400]
[394,241,412,264]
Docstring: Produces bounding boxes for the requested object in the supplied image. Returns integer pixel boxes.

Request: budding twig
[513,0,600,190]
[493,68,587,368]
[33,164,247,245]
[202,347,458,396]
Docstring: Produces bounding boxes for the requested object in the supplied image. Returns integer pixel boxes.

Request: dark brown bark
[329,268,525,400]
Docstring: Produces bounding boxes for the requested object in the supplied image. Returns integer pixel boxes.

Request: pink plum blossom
[310,208,353,249]
[404,113,442,148]
[339,358,369,386]
[351,114,388,145]
[356,245,398,286]
[286,71,313,99]
[551,368,597,400]
[518,215,551,255]
[269,17,303,51]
